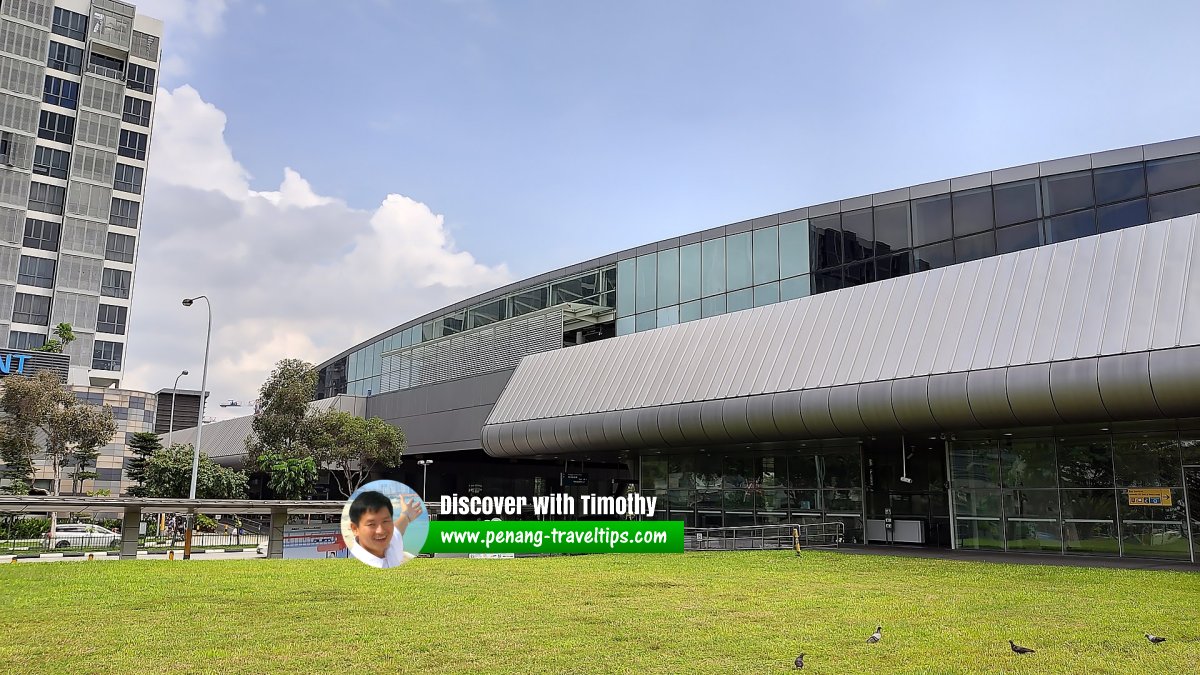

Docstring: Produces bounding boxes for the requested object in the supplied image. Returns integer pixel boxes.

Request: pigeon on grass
[1009,640,1035,655]
[1145,633,1167,645]
[793,653,805,669]
[866,626,882,644]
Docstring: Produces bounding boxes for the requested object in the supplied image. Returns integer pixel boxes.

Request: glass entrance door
[1185,466,1200,564]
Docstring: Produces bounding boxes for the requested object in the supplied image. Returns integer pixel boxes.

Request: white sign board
[283,523,349,560]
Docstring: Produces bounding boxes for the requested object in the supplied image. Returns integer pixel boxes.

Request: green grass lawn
[1,551,1197,673]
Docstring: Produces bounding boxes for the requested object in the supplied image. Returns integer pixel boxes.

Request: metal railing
[684,522,844,552]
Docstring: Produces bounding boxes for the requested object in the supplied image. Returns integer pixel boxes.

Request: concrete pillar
[120,508,141,560]
[268,508,286,559]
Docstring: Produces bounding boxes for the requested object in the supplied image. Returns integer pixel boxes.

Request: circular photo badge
[341,480,428,568]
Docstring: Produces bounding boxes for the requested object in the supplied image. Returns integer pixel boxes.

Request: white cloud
[133,0,232,79]
[123,86,511,421]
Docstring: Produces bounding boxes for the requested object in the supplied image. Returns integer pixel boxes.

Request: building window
[43,76,79,109]
[37,110,74,144]
[17,256,56,288]
[126,64,156,94]
[12,293,51,326]
[0,132,8,165]
[47,42,83,75]
[101,268,131,298]
[87,52,125,80]
[109,197,139,228]
[122,97,151,126]
[117,129,147,160]
[32,146,70,179]
[113,164,143,194]
[8,331,46,351]
[97,304,127,334]
[23,219,60,251]
[52,7,88,41]
[28,183,66,215]
[92,340,123,371]
[105,232,136,263]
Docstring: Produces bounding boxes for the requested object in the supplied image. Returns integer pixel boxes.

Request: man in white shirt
[347,490,417,568]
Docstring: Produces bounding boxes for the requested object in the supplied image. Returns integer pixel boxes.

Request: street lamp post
[182,296,212,560]
[417,459,433,499]
[166,369,189,447]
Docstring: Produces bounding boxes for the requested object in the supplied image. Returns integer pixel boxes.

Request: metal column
[120,507,141,560]
[268,508,286,559]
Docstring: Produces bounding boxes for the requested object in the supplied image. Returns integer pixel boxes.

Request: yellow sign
[1128,488,1172,507]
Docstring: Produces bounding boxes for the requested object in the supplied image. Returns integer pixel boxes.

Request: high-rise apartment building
[0,0,160,387]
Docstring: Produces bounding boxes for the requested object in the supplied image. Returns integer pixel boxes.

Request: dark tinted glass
[952,187,993,236]
[1042,171,1094,216]
[913,241,954,272]
[1058,436,1113,488]
[1046,210,1097,243]
[813,268,842,293]
[955,231,995,263]
[809,214,842,269]
[995,221,1041,254]
[911,194,952,246]
[872,202,910,254]
[875,251,912,280]
[1097,199,1148,233]
[1093,163,1145,204]
[1149,186,1200,222]
[840,209,873,261]
[1146,154,1200,194]
[843,260,874,287]
[992,180,1040,226]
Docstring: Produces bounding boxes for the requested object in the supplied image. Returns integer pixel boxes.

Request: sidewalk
[828,544,1199,572]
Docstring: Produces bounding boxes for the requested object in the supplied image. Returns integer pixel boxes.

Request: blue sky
[128,0,1200,413]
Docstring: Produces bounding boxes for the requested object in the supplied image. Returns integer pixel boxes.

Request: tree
[36,323,76,354]
[125,432,162,497]
[142,444,248,499]
[245,359,323,497]
[311,410,406,498]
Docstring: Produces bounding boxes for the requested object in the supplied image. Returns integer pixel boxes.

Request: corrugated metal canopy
[483,215,1200,457]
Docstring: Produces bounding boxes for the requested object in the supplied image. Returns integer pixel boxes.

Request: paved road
[3,549,263,564]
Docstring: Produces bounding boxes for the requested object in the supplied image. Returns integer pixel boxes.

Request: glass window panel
[813,268,842,293]
[511,287,548,315]
[955,231,995,264]
[725,232,752,291]
[822,447,861,488]
[1046,210,1097,243]
[840,208,873,261]
[842,260,874,288]
[1149,186,1200,222]
[952,187,993,237]
[1042,171,1094,216]
[656,305,678,328]
[634,253,656,314]
[1000,438,1057,488]
[992,180,1041,227]
[701,238,726,296]
[1057,436,1113,488]
[872,202,910,254]
[678,243,701,303]
[1093,163,1146,205]
[753,282,779,307]
[701,294,725,318]
[640,456,668,490]
[1004,489,1061,552]
[1113,433,1181,487]
[679,300,701,323]
[441,311,465,335]
[954,490,1003,550]
[952,440,1000,488]
[1060,489,1119,554]
[616,258,635,317]
[912,194,953,246]
[551,271,600,304]
[634,311,656,332]
[875,251,912,281]
[913,241,954,272]
[779,220,810,279]
[788,453,820,489]
[809,214,841,269]
[727,287,752,312]
[752,227,779,285]
[1119,488,1189,559]
[656,248,678,308]
[995,221,1042,254]
[1145,153,1200,194]
[780,275,811,301]
[1097,198,1148,233]
[615,315,634,336]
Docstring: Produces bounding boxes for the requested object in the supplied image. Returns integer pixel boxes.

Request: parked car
[256,541,268,556]
[42,524,120,549]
